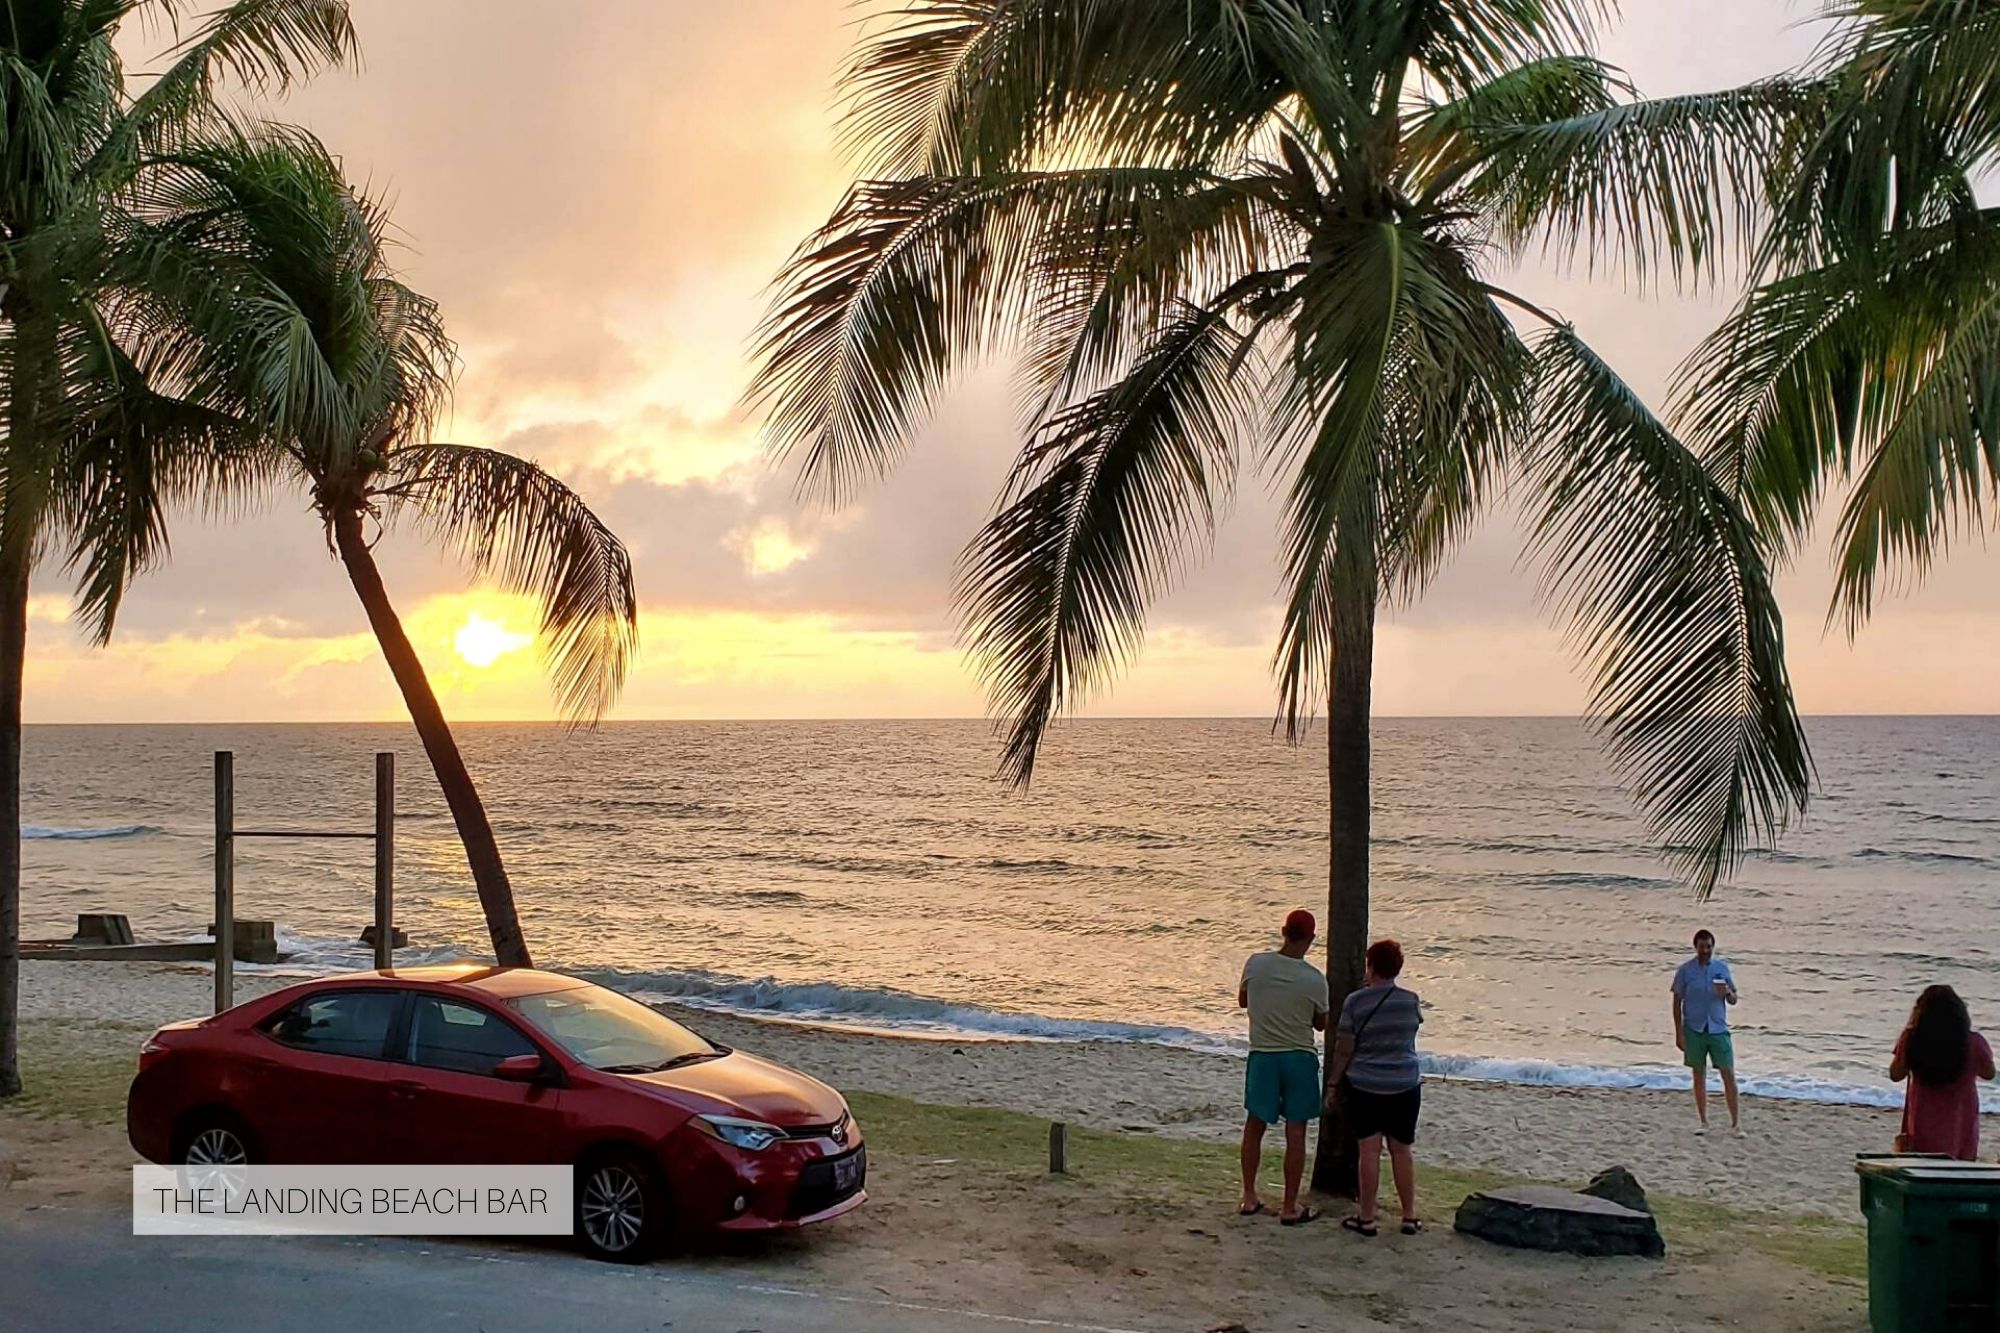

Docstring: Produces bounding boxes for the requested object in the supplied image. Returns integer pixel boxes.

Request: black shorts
[1343,1084,1421,1145]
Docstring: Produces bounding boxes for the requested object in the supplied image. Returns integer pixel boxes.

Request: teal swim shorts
[1684,1029,1735,1072]
[1245,1049,1321,1125]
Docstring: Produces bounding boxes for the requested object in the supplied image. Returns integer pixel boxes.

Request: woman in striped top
[1325,938,1424,1237]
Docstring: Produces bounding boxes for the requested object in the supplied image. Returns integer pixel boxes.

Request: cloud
[32,1,1996,723]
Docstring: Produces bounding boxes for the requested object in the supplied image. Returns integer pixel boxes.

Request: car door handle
[248,1056,281,1072]
[387,1080,427,1101]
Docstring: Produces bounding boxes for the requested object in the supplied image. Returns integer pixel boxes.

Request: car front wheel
[171,1112,256,1166]
[575,1151,668,1263]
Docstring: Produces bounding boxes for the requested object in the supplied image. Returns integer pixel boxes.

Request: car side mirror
[493,1054,545,1083]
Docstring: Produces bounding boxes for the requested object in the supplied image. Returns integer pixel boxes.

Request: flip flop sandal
[1280,1206,1323,1227]
[1340,1214,1377,1237]
[1401,1218,1424,1235]
[1237,1202,1267,1217]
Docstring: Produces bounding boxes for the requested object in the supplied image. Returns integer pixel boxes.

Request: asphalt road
[0,1213,1149,1333]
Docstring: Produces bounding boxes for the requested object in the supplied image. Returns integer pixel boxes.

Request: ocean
[18,717,2000,1112]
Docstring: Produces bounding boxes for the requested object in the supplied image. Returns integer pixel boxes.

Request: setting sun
[452,612,533,668]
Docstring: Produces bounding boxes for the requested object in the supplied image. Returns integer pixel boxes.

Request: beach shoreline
[16,959,1951,1218]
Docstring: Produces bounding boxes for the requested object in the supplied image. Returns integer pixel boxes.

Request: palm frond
[1015,174,1294,426]
[1271,221,1531,732]
[381,444,638,725]
[1680,207,2000,616]
[1405,0,1608,97]
[747,167,1221,506]
[116,0,355,159]
[1828,281,2000,633]
[1464,80,1803,286]
[1405,55,1626,189]
[957,302,1249,784]
[1675,258,1868,543]
[53,314,274,642]
[118,118,454,466]
[839,0,1284,175]
[1526,328,1811,898]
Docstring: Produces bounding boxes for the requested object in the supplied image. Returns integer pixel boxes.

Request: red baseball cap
[1282,908,1316,940]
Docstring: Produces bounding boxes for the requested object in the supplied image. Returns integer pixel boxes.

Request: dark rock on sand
[1453,1185,1666,1258]
[1581,1165,1652,1214]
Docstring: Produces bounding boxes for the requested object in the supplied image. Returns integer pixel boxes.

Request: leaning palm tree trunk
[331,509,532,968]
[1314,582,1376,1196]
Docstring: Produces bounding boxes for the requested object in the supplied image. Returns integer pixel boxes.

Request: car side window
[266,991,400,1059]
[406,997,539,1076]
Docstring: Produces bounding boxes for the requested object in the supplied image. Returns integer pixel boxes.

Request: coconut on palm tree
[1680,0,2000,629]
[0,0,357,1099]
[749,0,1813,1192]
[115,122,639,969]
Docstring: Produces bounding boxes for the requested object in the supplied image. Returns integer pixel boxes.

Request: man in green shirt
[1237,908,1330,1225]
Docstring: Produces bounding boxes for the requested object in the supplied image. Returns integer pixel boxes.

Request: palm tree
[0,0,357,1099]
[1679,2,2000,629]
[111,122,639,970]
[749,0,1813,1193]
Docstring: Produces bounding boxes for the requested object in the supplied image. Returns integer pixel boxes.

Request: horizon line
[20,712,2000,726]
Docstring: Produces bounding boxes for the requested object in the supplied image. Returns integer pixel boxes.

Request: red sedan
[126,965,866,1260]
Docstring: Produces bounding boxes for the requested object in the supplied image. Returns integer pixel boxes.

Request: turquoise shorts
[1684,1029,1735,1072]
[1245,1050,1320,1125]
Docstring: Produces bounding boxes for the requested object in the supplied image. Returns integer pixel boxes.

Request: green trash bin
[1856,1154,2000,1333]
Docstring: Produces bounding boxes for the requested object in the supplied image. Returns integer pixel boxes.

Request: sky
[26,1,1999,723]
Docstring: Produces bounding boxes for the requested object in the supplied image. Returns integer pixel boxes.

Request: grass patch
[846,1091,1864,1282]
[848,1090,1506,1207]
[1651,1194,1866,1282]
[2,1028,1868,1285]
[6,1019,147,1127]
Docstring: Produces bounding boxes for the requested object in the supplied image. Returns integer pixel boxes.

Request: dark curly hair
[1366,938,1405,980]
[1906,985,1973,1086]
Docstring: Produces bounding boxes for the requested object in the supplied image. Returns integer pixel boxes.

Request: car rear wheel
[575,1151,669,1263]
[171,1113,256,1166]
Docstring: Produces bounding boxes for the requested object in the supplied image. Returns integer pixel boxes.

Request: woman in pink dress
[1891,986,1996,1160]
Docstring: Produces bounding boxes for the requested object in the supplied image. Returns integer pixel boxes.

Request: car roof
[307,965,592,999]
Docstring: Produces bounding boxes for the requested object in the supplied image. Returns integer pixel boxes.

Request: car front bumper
[682,1128,868,1231]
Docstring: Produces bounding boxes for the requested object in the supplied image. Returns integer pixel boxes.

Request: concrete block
[205,919,280,964]
[359,924,409,949]
[72,913,135,945]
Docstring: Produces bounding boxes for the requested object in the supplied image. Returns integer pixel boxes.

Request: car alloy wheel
[578,1157,663,1262]
[184,1126,249,1166]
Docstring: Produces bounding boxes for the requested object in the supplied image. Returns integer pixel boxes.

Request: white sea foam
[179,934,2000,1113]
[23,823,159,840]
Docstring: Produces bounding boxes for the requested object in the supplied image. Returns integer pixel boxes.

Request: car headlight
[697,1114,785,1152]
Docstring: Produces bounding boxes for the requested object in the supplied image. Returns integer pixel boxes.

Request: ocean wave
[1854,847,1995,869]
[22,823,160,840]
[1418,1053,2000,1111]
[977,856,1089,874]
[227,929,477,976]
[1396,865,1677,892]
[187,936,1997,1113]
[577,966,1238,1051]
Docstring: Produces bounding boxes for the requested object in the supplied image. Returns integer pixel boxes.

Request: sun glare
[453,613,533,668]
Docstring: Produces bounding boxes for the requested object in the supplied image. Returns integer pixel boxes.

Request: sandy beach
[14,959,1930,1219]
[3,960,1903,1330]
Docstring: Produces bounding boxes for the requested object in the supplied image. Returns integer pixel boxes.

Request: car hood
[624,1050,846,1125]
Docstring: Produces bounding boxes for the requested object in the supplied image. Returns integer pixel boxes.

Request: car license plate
[833,1150,863,1193]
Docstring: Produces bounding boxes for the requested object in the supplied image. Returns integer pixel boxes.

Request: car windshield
[505,985,719,1073]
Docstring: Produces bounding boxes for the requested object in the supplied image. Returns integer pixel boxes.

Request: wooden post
[1048,1121,1069,1175]
[373,752,394,971]
[213,751,234,1014]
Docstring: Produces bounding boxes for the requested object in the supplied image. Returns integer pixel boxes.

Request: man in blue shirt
[1671,929,1740,1136]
